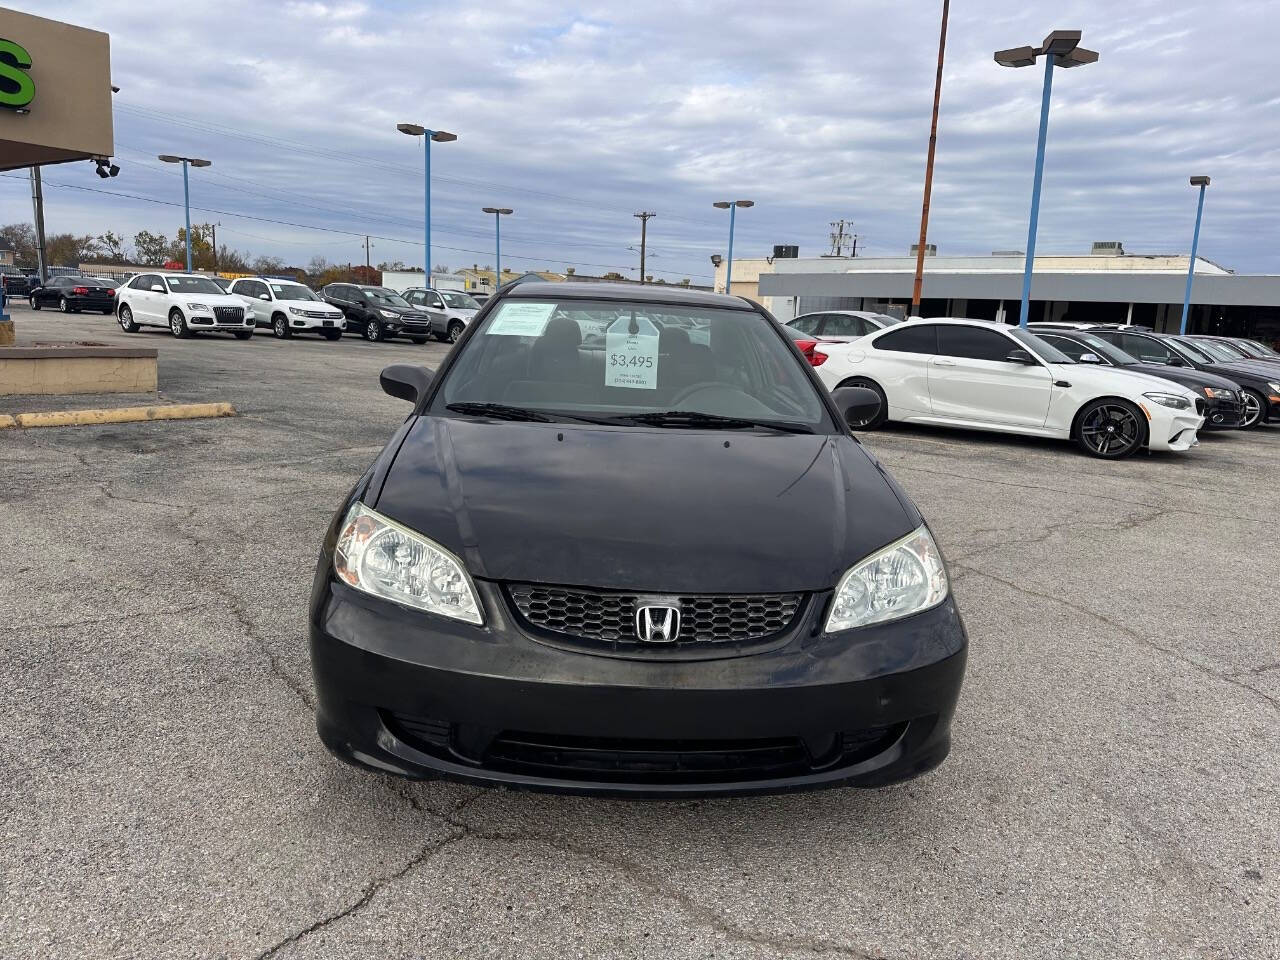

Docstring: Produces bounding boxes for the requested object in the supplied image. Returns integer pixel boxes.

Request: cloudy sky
[7,0,1280,279]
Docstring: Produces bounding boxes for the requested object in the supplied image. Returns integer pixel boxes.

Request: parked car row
[789,313,1279,459]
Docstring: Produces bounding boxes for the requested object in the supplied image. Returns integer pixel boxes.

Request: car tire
[272,314,291,339]
[447,321,465,343]
[118,304,139,333]
[410,335,429,345]
[1239,389,1266,429]
[234,330,253,340]
[836,377,889,429]
[363,318,383,342]
[29,296,40,310]
[59,297,71,313]
[321,329,342,341]
[1075,398,1145,459]
[169,308,190,338]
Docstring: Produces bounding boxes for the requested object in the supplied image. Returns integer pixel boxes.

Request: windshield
[1011,327,1074,364]
[92,278,121,289]
[270,282,319,302]
[165,276,225,295]
[1195,339,1245,361]
[1039,331,1138,366]
[1242,338,1280,358]
[432,299,831,431]
[441,291,480,310]
[366,288,411,308]
[1170,338,1214,363]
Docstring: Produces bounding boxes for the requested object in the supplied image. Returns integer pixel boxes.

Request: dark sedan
[28,275,117,314]
[1082,328,1280,428]
[1032,328,1245,429]
[1,265,31,298]
[309,282,967,796]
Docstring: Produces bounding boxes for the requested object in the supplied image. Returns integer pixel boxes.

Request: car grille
[214,306,244,323]
[301,309,339,319]
[1195,398,1206,415]
[506,583,803,652]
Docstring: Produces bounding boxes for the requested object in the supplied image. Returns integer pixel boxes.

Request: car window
[405,291,425,305]
[1196,340,1244,361]
[366,288,411,308]
[788,313,823,335]
[875,324,938,355]
[140,274,162,290]
[936,325,1014,362]
[432,299,831,431]
[822,314,867,337]
[1114,333,1176,364]
[428,292,444,307]
[269,282,317,301]
[164,276,224,295]
[1169,338,1214,363]
[441,291,480,309]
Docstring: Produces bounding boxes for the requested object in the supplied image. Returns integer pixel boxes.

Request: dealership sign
[0,38,34,111]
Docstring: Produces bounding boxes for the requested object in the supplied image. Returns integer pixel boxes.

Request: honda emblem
[635,604,680,643]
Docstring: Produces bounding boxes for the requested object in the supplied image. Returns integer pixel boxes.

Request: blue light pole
[158,154,211,272]
[482,207,513,290]
[713,199,754,294]
[398,124,457,288]
[994,31,1098,326]
[1180,176,1211,335]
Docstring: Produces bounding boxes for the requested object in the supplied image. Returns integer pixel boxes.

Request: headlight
[1143,392,1191,410]
[379,309,399,319]
[186,302,210,312]
[1203,387,1234,399]
[825,525,948,633]
[333,503,482,624]
[288,306,305,316]
[1268,382,1280,394]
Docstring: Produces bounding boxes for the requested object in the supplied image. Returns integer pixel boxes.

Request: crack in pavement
[3,602,223,634]
[948,507,1164,564]
[252,830,468,960]
[951,561,1279,713]
[210,585,315,712]
[887,461,1276,528]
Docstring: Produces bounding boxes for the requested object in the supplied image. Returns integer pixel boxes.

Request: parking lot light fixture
[482,208,514,288]
[1181,176,1212,335]
[399,124,457,289]
[712,200,753,295]
[158,154,212,272]
[994,30,1098,326]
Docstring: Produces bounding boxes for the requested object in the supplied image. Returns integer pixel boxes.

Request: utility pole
[29,167,48,284]
[828,218,858,257]
[633,211,655,285]
[911,0,950,316]
[211,222,219,271]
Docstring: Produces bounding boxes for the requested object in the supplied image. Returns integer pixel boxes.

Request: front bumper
[1146,406,1203,451]
[189,312,255,329]
[289,314,345,330]
[309,573,968,797]
[1202,395,1244,430]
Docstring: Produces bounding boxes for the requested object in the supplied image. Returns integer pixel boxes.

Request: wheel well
[169,306,183,318]
[835,375,883,392]
[1070,396,1149,444]
[272,311,288,323]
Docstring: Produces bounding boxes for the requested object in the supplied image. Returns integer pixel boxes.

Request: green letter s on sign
[0,38,35,111]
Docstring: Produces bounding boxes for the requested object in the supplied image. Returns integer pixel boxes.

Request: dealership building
[743,246,1280,345]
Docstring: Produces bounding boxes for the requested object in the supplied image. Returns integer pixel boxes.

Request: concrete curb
[0,402,236,430]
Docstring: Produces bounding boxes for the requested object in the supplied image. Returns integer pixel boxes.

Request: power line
[0,173,714,280]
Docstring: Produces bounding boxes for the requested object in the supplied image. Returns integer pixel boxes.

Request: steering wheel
[668,382,730,407]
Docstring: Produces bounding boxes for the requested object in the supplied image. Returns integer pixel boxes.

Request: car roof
[891,316,1017,331]
[502,280,754,311]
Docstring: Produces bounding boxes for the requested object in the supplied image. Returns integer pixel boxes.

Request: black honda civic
[309,282,967,796]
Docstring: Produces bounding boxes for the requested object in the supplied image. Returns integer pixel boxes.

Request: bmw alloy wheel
[1079,401,1142,458]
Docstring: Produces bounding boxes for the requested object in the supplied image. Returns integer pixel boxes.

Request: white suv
[401,287,481,342]
[117,272,256,339]
[229,277,346,340]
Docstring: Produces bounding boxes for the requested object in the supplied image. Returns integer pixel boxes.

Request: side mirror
[258,293,270,301]
[831,385,882,429]
[379,364,434,404]
[1165,357,1185,367]
[150,284,165,293]
[1005,348,1038,365]
[1078,352,1103,364]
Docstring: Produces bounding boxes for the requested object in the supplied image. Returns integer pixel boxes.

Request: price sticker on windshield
[605,316,660,389]
[487,302,556,337]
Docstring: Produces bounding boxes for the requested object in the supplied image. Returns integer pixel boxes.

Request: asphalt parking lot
[3,303,1277,959]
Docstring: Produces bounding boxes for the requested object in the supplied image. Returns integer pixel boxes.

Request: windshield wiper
[613,410,814,434]
[445,402,552,423]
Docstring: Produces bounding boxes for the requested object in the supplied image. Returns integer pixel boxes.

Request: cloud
[5,0,1278,278]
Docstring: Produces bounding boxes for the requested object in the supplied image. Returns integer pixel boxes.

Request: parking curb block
[0,402,236,430]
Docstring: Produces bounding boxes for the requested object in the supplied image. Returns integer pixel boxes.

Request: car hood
[278,299,342,311]
[1048,363,1198,401]
[1201,360,1280,384]
[1122,363,1240,391]
[373,417,918,593]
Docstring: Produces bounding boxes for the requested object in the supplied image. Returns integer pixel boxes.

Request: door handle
[933,358,956,367]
